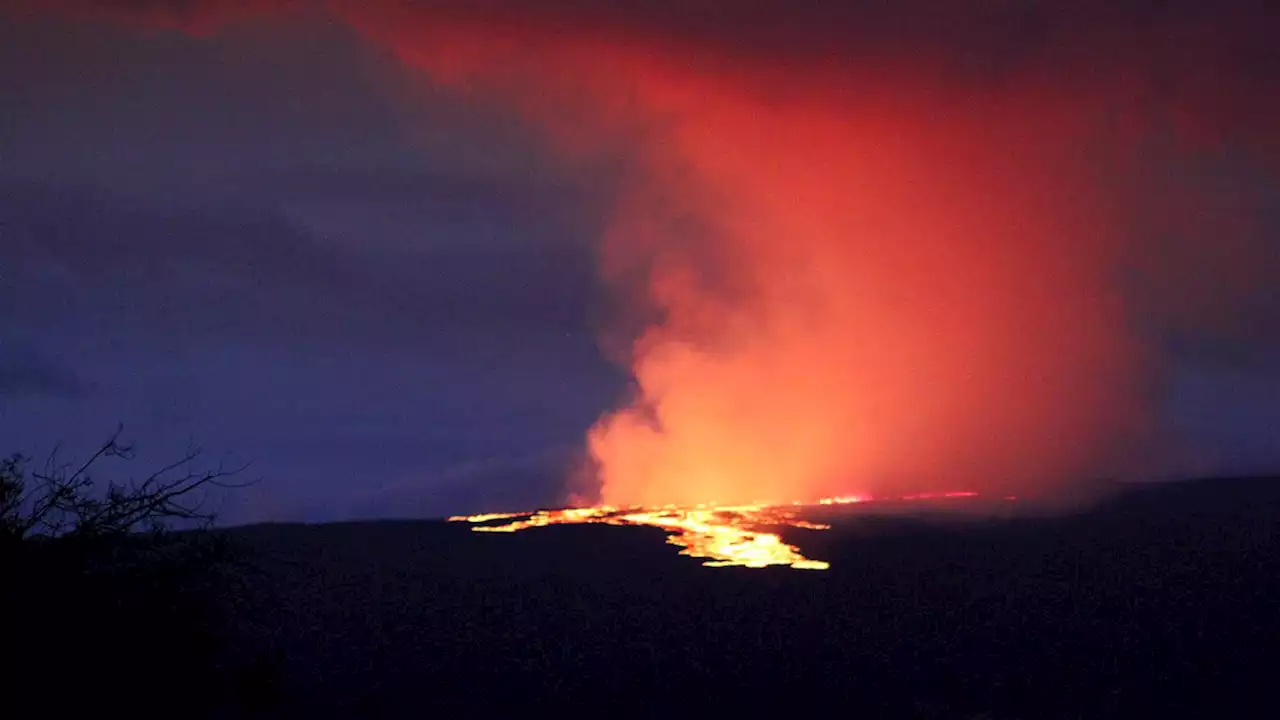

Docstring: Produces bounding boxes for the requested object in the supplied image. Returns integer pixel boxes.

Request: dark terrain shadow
[213,477,1280,719]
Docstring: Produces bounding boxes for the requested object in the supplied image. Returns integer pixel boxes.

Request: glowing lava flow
[450,503,832,569]
[448,492,996,570]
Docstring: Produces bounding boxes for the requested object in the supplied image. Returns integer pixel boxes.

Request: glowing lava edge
[449,492,998,570]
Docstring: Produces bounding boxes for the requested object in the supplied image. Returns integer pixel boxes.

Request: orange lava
[451,504,831,570]
[450,492,991,570]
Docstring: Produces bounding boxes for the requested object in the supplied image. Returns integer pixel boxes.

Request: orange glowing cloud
[27,0,1280,510]
[340,5,1160,508]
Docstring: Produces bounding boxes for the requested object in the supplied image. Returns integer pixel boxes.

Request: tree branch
[3,426,256,541]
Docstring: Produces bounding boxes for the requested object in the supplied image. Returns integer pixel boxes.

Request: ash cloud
[25,0,1280,509]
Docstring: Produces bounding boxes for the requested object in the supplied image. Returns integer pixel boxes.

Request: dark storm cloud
[72,0,1276,112]
[0,5,439,191]
[0,343,94,398]
[29,0,1278,84]
[9,0,302,35]
[0,178,595,349]
[342,0,1280,158]
[241,164,604,253]
[358,0,1266,66]
[1123,149,1280,371]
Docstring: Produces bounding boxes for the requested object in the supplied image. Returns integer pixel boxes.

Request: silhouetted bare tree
[1,425,250,542]
[2,427,271,718]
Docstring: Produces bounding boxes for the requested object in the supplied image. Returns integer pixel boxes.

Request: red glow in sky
[347,6,1154,508]
[32,0,1280,510]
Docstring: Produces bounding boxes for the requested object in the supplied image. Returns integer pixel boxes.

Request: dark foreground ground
[14,478,1280,718]
[213,478,1279,718]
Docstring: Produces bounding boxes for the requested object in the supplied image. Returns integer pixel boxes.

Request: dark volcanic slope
[224,478,1280,718]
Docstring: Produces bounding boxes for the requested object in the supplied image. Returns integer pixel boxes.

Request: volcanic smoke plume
[344,0,1280,509]
[31,1,1280,509]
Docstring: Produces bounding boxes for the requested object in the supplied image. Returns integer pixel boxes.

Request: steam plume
[27,0,1280,508]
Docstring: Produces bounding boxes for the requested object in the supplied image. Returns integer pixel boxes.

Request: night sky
[2,1,1278,524]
